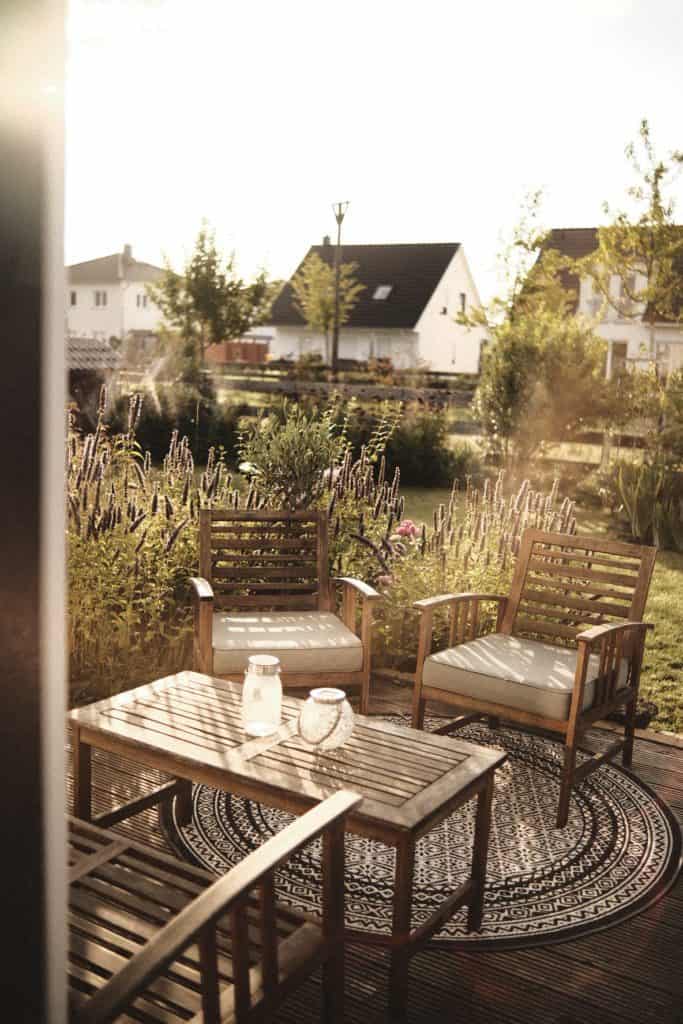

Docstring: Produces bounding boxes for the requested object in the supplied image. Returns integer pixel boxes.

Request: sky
[65,0,683,302]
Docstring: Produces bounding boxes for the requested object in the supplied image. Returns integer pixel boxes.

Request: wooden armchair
[68,789,361,1023]
[411,528,657,828]
[191,510,380,714]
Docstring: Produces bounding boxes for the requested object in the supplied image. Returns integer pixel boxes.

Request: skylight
[373,285,392,300]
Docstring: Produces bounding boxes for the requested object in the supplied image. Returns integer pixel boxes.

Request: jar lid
[309,687,346,705]
[246,655,281,676]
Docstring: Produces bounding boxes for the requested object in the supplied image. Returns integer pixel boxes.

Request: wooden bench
[68,790,361,1023]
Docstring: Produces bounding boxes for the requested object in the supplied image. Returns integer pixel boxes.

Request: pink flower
[396,519,419,538]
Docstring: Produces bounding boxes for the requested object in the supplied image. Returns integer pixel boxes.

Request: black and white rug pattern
[163,719,681,949]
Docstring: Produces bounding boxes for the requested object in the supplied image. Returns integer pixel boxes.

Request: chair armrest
[333,576,382,601]
[77,790,362,1024]
[413,592,507,612]
[577,621,651,646]
[190,576,214,602]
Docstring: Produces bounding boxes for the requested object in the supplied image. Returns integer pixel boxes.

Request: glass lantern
[298,687,355,751]
[242,655,282,737]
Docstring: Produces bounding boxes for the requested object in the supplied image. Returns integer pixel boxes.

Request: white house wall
[66,281,163,340]
[269,326,418,369]
[577,276,683,370]
[414,247,487,373]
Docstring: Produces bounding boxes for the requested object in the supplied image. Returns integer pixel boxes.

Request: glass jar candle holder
[298,687,354,751]
[241,655,282,737]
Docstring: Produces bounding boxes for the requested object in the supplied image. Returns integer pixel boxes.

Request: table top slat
[281,735,443,786]
[115,699,247,744]
[100,707,243,755]
[252,747,420,802]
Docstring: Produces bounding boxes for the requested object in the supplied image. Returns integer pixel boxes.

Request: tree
[148,224,272,377]
[580,120,683,357]
[475,310,607,464]
[290,252,364,365]
[463,192,608,465]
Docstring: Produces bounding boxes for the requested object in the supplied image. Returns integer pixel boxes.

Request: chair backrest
[501,528,657,646]
[199,508,331,612]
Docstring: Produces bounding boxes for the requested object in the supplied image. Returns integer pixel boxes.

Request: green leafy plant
[616,461,683,550]
[237,402,346,509]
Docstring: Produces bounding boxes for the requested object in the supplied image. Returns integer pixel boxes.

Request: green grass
[402,488,683,735]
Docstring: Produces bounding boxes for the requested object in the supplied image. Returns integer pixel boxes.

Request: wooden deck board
[65,679,682,1024]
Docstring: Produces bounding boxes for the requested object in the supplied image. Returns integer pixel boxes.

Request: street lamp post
[331,201,349,377]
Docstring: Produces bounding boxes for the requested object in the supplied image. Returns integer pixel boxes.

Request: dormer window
[373,285,392,300]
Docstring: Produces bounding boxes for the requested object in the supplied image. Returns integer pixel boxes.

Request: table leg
[467,772,494,932]
[72,726,92,822]
[389,834,415,1020]
[175,779,193,827]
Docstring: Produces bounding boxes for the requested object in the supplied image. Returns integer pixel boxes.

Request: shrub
[385,414,480,486]
[238,402,345,509]
[340,403,478,487]
[109,384,251,464]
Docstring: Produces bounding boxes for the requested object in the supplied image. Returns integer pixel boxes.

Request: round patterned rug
[162,719,681,949]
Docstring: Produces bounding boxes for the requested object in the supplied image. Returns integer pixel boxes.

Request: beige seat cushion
[212,611,363,676]
[423,632,628,721]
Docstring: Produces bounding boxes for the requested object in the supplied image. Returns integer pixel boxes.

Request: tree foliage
[290,252,364,362]
[579,120,683,336]
[148,224,272,372]
[465,192,608,464]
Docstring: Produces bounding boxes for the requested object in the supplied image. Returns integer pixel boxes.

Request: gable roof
[541,228,598,309]
[67,335,121,371]
[68,251,164,285]
[270,242,460,329]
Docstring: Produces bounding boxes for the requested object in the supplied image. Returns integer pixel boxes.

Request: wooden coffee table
[69,671,506,1017]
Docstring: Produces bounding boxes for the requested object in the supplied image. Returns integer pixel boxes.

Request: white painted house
[547,228,683,376]
[268,241,486,373]
[66,244,165,345]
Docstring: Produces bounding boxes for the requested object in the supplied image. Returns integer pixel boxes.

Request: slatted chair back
[199,508,332,613]
[501,528,657,648]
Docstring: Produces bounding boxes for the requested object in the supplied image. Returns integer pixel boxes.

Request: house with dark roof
[66,244,165,348]
[546,228,683,376]
[268,240,487,372]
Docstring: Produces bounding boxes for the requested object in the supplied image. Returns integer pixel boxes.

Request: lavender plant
[326,464,576,666]
[67,390,243,705]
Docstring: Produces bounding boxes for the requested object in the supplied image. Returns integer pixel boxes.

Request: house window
[136,293,148,309]
[373,285,392,300]
[70,290,77,306]
[94,290,107,307]
[459,292,466,315]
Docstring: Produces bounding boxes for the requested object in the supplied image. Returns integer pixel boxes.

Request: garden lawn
[403,489,683,736]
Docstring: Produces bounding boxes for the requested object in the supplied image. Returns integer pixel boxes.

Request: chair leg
[556,741,577,829]
[411,694,425,730]
[623,695,637,768]
[359,668,371,717]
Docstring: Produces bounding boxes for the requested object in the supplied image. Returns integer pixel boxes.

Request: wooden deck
[66,681,683,1024]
